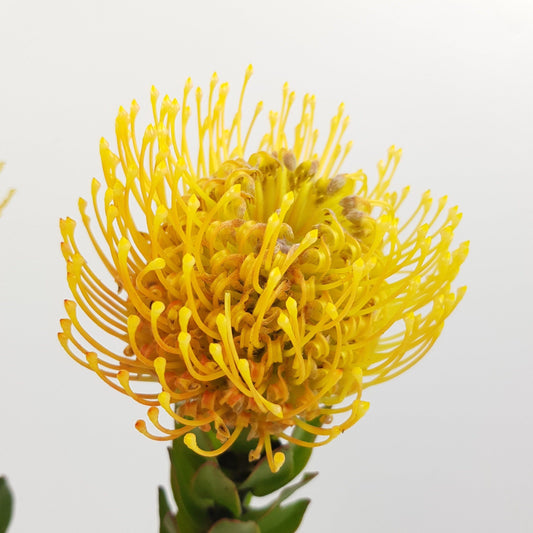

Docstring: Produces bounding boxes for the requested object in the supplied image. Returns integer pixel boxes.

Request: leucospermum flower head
[59,67,468,472]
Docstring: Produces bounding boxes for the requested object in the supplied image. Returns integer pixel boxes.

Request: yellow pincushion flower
[59,67,468,472]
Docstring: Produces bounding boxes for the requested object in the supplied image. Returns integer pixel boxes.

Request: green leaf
[191,461,241,517]
[158,486,177,533]
[0,477,13,533]
[169,455,202,533]
[208,518,261,533]
[242,472,317,522]
[274,472,317,505]
[257,499,310,533]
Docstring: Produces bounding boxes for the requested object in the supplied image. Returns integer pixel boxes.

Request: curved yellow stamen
[184,424,245,457]
[264,434,285,473]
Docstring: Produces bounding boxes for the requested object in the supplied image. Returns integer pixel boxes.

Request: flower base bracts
[159,422,319,533]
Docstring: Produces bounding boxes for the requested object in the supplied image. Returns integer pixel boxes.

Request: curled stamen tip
[184,432,198,451]
[245,64,254,78]
[273,451,285,472]
[118,237,131,251]
[209,342,223,356]
[215,313,227,331]
[63,299,76,313]
[147,406,159,423]
[127,314,141,329]
[178,306,192,326]
[135,420,150,436]
[151,301,165,315]
[286,296,297,314]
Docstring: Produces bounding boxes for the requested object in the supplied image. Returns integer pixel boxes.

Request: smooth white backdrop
[1,1,531,531]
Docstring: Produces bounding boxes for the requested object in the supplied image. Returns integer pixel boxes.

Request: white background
[1,1,532,531]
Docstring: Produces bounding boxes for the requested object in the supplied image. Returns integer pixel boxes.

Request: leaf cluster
[159,421,320,533]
